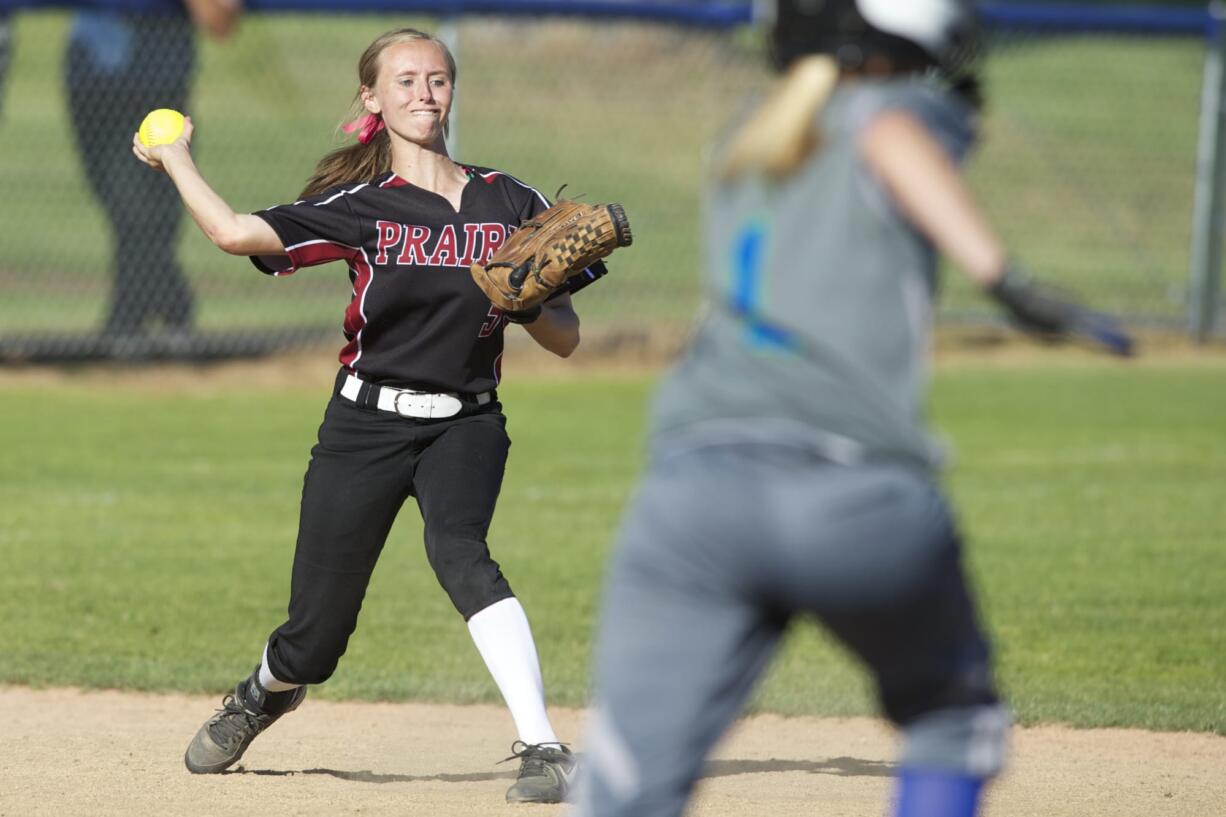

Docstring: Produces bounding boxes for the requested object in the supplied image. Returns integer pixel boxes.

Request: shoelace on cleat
[501,740,571,779]
[207,693,271,748]
[517,754,549,780]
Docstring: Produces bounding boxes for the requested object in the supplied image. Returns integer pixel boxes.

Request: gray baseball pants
[574,439,1005,817]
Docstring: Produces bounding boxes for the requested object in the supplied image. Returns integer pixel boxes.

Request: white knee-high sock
[258,643,302,692]
[467,597,559,746]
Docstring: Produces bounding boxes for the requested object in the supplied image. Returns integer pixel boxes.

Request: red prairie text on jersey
[373,220,508,267]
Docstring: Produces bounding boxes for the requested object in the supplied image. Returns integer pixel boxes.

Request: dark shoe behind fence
[184,668,307,774]
[504,741,579,804]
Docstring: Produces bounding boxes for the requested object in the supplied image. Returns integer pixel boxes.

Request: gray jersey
[579,78,1006,817]
[651,78,977,470]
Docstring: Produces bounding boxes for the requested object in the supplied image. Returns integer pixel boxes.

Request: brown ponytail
[299,27,458,198]
[301,132,392,198]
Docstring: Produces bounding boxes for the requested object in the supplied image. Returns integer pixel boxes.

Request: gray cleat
[504,742,579,804]
[184,670,306,774]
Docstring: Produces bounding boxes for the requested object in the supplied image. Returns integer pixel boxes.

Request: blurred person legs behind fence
[65,2,241,348]
[67,11,195,341]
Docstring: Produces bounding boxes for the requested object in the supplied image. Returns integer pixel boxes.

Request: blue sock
[893,769,984,817]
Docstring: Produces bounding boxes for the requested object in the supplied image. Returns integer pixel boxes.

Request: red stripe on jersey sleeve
[282,240,359,276]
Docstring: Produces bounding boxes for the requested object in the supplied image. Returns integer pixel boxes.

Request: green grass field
[0,13,1207,335]
[1,359,1223,734]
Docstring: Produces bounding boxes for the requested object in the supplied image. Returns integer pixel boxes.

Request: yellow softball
[138,108,186,148]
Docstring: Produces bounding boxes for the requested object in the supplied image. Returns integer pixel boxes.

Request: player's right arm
[131,117,282,257]
[858,110,1006,287]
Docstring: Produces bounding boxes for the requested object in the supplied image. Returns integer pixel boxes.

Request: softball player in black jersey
[133,27,594,803]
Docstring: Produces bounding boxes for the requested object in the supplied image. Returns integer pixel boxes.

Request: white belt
[340,373,492,419]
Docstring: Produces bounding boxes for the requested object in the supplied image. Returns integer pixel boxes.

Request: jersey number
[478,305,505,338]
[731,222,796,352]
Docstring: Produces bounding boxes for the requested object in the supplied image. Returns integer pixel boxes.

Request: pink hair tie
[342,113,386,145]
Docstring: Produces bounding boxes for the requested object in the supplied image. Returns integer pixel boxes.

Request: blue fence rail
[0,1,1219,36]
[4,0,746,26]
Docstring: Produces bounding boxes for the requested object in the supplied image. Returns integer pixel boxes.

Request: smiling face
[361,38,455,149]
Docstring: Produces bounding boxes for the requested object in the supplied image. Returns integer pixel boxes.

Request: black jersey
[251,165,607,394]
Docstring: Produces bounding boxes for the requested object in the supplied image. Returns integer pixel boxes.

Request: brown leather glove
[471,199,632,312]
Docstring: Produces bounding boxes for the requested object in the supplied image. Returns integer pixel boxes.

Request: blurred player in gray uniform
[574,2,1132,817]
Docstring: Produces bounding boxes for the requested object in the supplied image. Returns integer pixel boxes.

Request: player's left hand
[131,116,195,172]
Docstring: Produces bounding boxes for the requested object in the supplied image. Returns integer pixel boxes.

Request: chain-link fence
[0,6,1216,363]
[959,15,1210,333]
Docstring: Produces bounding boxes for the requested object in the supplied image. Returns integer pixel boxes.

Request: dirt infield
[4,687,1224,817]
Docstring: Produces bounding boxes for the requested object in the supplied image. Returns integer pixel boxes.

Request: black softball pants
[265,376,514,685]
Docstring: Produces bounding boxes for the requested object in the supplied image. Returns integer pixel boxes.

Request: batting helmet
[766,0,980,75]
